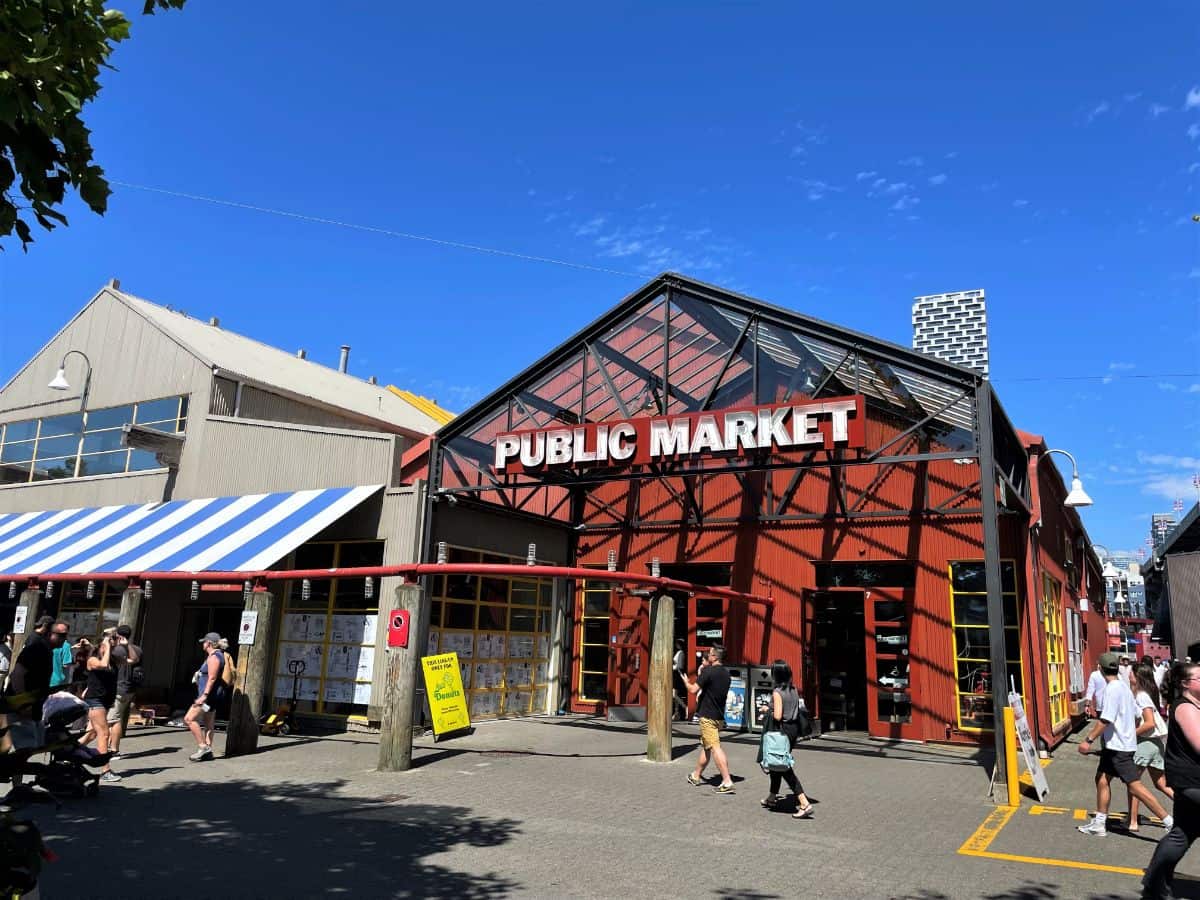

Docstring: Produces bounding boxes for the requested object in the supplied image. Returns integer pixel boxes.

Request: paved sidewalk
[19,716,1200,898]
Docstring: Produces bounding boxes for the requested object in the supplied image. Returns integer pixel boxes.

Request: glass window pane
[78,451,128,477]
[295,544,336,569]
[444,603,474,629]
[953,595,988,626]
[32,456,77,480]
[478,605,506,630]
[480,577,509,603]
[954,626,990,659]
[0,460,31,484]
[959,694,993,729]
[35,434,81,459]
[539,580,553,605]
[510,608,536,632]
[2,420,37,443]
[429,600,443,627]
[85,406,134,431]
[583,619,607,645]
[134,397,181,425]
[39,413,82,438]
[82,430,126,453]
[584,589,609,616]
[511,581,538,606]
[445,573,477,601]
[537,609,551,631]
[179,396,189,429]
[333,578,378,610]
[581,673,606,700]
[696,597,724,618]
[1,440,35,463]
[950,562,985,592]
[1005,627,1021,662]
[582,646,608,672]
[127,449,161,472]
[338,542,384,568]
[288,579,330,610]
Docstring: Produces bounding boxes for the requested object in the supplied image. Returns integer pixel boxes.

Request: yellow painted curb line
[958,804,1146,877]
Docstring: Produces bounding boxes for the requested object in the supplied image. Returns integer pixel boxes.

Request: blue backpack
[760,731,794,772]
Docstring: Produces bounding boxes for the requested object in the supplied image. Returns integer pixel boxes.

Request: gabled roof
[104,287,444,437]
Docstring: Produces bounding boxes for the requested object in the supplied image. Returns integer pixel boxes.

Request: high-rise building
[912,289,989,376]
[1152,513,1178,549]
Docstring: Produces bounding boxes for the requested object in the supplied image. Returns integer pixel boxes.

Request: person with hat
[184,632,227,762]
[1077,652,1174,837]
[106,625,142,760]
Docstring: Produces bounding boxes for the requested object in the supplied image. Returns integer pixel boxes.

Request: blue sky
[1,3,1198,558]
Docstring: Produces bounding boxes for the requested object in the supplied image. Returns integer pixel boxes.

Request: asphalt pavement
[18,716,1200,899]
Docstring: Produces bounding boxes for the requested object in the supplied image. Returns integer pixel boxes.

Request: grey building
[1146,504,1200,655]
[0,282,452,723]
[912,289,989,377]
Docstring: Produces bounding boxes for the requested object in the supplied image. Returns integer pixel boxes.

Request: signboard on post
[238,610,259,646]
[1008,690,1049,801]
[12,606,28,636]
[421,652,471,741]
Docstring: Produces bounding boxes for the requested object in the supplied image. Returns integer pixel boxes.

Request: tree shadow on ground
[32,778,522,898]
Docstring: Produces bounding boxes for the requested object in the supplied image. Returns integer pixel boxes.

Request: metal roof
[110,288,444,437]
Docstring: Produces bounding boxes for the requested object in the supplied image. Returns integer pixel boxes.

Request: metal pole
[976,380,1010,800]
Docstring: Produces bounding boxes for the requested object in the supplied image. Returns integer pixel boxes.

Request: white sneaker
[1163,815,1175,830]
[1077,819,1107,837]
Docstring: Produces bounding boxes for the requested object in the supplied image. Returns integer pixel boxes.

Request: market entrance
[811,590,868,732]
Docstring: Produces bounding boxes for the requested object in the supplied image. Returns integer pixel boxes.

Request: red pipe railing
[8,563,774,608]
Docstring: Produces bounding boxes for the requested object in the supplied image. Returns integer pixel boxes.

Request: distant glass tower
[912,289,989,376]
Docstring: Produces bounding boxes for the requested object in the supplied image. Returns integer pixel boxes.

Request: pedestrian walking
[758,660,814,819]
[1077,652,1173,837]
[1142,661,1200,899]
[82,629,121,782]
[0,633,13,680]
[106,625,142,760]
[1085,662,1106,719]
[672,639,688,721]
[682,644,735,794]
[49,622,73,691]
[185,632,227,761]
[1127,661,1174,832]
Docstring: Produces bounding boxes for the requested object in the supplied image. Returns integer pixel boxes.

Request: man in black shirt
[5,616,62,719]
[682,644,735,793]
[107,625,142,759]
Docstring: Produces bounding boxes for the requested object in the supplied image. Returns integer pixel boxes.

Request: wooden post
[225,589,277,758]
[646,593,674,763]
[118,587,144,636]
[10,588,42,660]
[378,583,423,772]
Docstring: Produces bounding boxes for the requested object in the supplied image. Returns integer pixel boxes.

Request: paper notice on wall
[326,645,361,680]
[477,632,506,659]
[283,614,327,642]
[427,630,440,655]
[470,691,500,718]
[331,614,377,645]
[440,632,474,658]
[505,663,532,687]
[274,676,320,701]
[537,636,550,659]
[353,681,372,705]
[323,680,354,704]
[277,642,322,676]
[509,636,535,659]
[12,607,28,635]
[473,662,504,689]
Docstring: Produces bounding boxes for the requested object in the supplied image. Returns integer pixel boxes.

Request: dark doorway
[172,604,243,711]
[811,591,867,732]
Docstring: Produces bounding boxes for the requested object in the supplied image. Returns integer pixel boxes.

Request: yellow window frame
[948,560,1025,733]
[1042,573,1068,729]
[577,578,612,703]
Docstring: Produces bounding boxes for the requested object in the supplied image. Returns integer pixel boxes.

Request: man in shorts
[1078,652,1174,836]
[682,644,735,794]
[106,625,142,761]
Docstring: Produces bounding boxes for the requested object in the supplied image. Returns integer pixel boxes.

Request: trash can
[723,665,748,731]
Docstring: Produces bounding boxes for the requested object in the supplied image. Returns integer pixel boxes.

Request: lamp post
[47,349,93,412]
[1039,448,1093,509]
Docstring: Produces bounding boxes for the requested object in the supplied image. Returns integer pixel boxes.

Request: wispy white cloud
[928,173,947,186]
[1188,122,1200,141]
[980,182,999,192]
[855,171,878,181]
[574,216,606,237]
[825,231,838,241]
[1086,101,1111,123]
[891,195,920,211]
[1158,382,1179,392]
[1137,452,1200,469]
[1189,384,1200,393]
[1186,86,1200,109]
[1188,162,1200,174]
[1150,102,1171,118]
[800,179,842,201]
[1013,199,1029,208]
[898,155,925,167]
[1144,474,1198,502]
[1109,361,1136,371]
[1124,92,1144,103]
[1189,267,1200,279]
[944,151,959,159]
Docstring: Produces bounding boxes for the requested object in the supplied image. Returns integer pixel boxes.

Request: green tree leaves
[0,0,186,250]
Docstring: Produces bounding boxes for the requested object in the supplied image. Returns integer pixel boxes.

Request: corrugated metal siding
[0,291,209,421]
[172,418,394,498]
[237,385,381,431]
[1169,552,1200,655]
[0,470,169,513]
[210,376,237,416]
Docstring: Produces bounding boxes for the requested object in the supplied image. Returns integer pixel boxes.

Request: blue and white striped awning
[0,485,382,577]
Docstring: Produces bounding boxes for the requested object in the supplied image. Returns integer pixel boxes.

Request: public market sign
[493,395,866,474]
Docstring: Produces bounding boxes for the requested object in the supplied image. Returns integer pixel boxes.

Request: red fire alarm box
[387,609,410,648]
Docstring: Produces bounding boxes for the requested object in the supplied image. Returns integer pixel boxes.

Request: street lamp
[47,349,93,412]
[1040,448,1093,508]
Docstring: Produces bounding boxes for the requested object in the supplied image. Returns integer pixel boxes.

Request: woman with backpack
[185,632,228,762]
[759,659,815,819]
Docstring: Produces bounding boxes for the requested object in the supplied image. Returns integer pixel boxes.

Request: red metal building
[424,274,1107,751]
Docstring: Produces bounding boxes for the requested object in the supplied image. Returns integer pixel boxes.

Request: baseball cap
[1098,652,1121,673]
[199,632,221,644]
[116,625,132,638]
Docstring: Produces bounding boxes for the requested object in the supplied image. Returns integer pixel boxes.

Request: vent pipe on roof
[296,349,307,360]
[208,316,220,327]
[368,376,378,385]
[338,345,350,373]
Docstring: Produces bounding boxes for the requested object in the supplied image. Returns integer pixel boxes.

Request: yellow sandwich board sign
[421,652,471,740]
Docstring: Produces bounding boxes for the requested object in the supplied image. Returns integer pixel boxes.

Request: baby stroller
[0,692,111,803]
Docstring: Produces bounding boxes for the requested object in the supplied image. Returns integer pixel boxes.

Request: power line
[110,180,643,279]
[994,373,1200,383]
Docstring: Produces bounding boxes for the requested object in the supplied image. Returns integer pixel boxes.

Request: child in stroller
[0,691,112,802]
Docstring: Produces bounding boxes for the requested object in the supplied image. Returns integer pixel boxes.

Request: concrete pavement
[20,716,1200,898]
